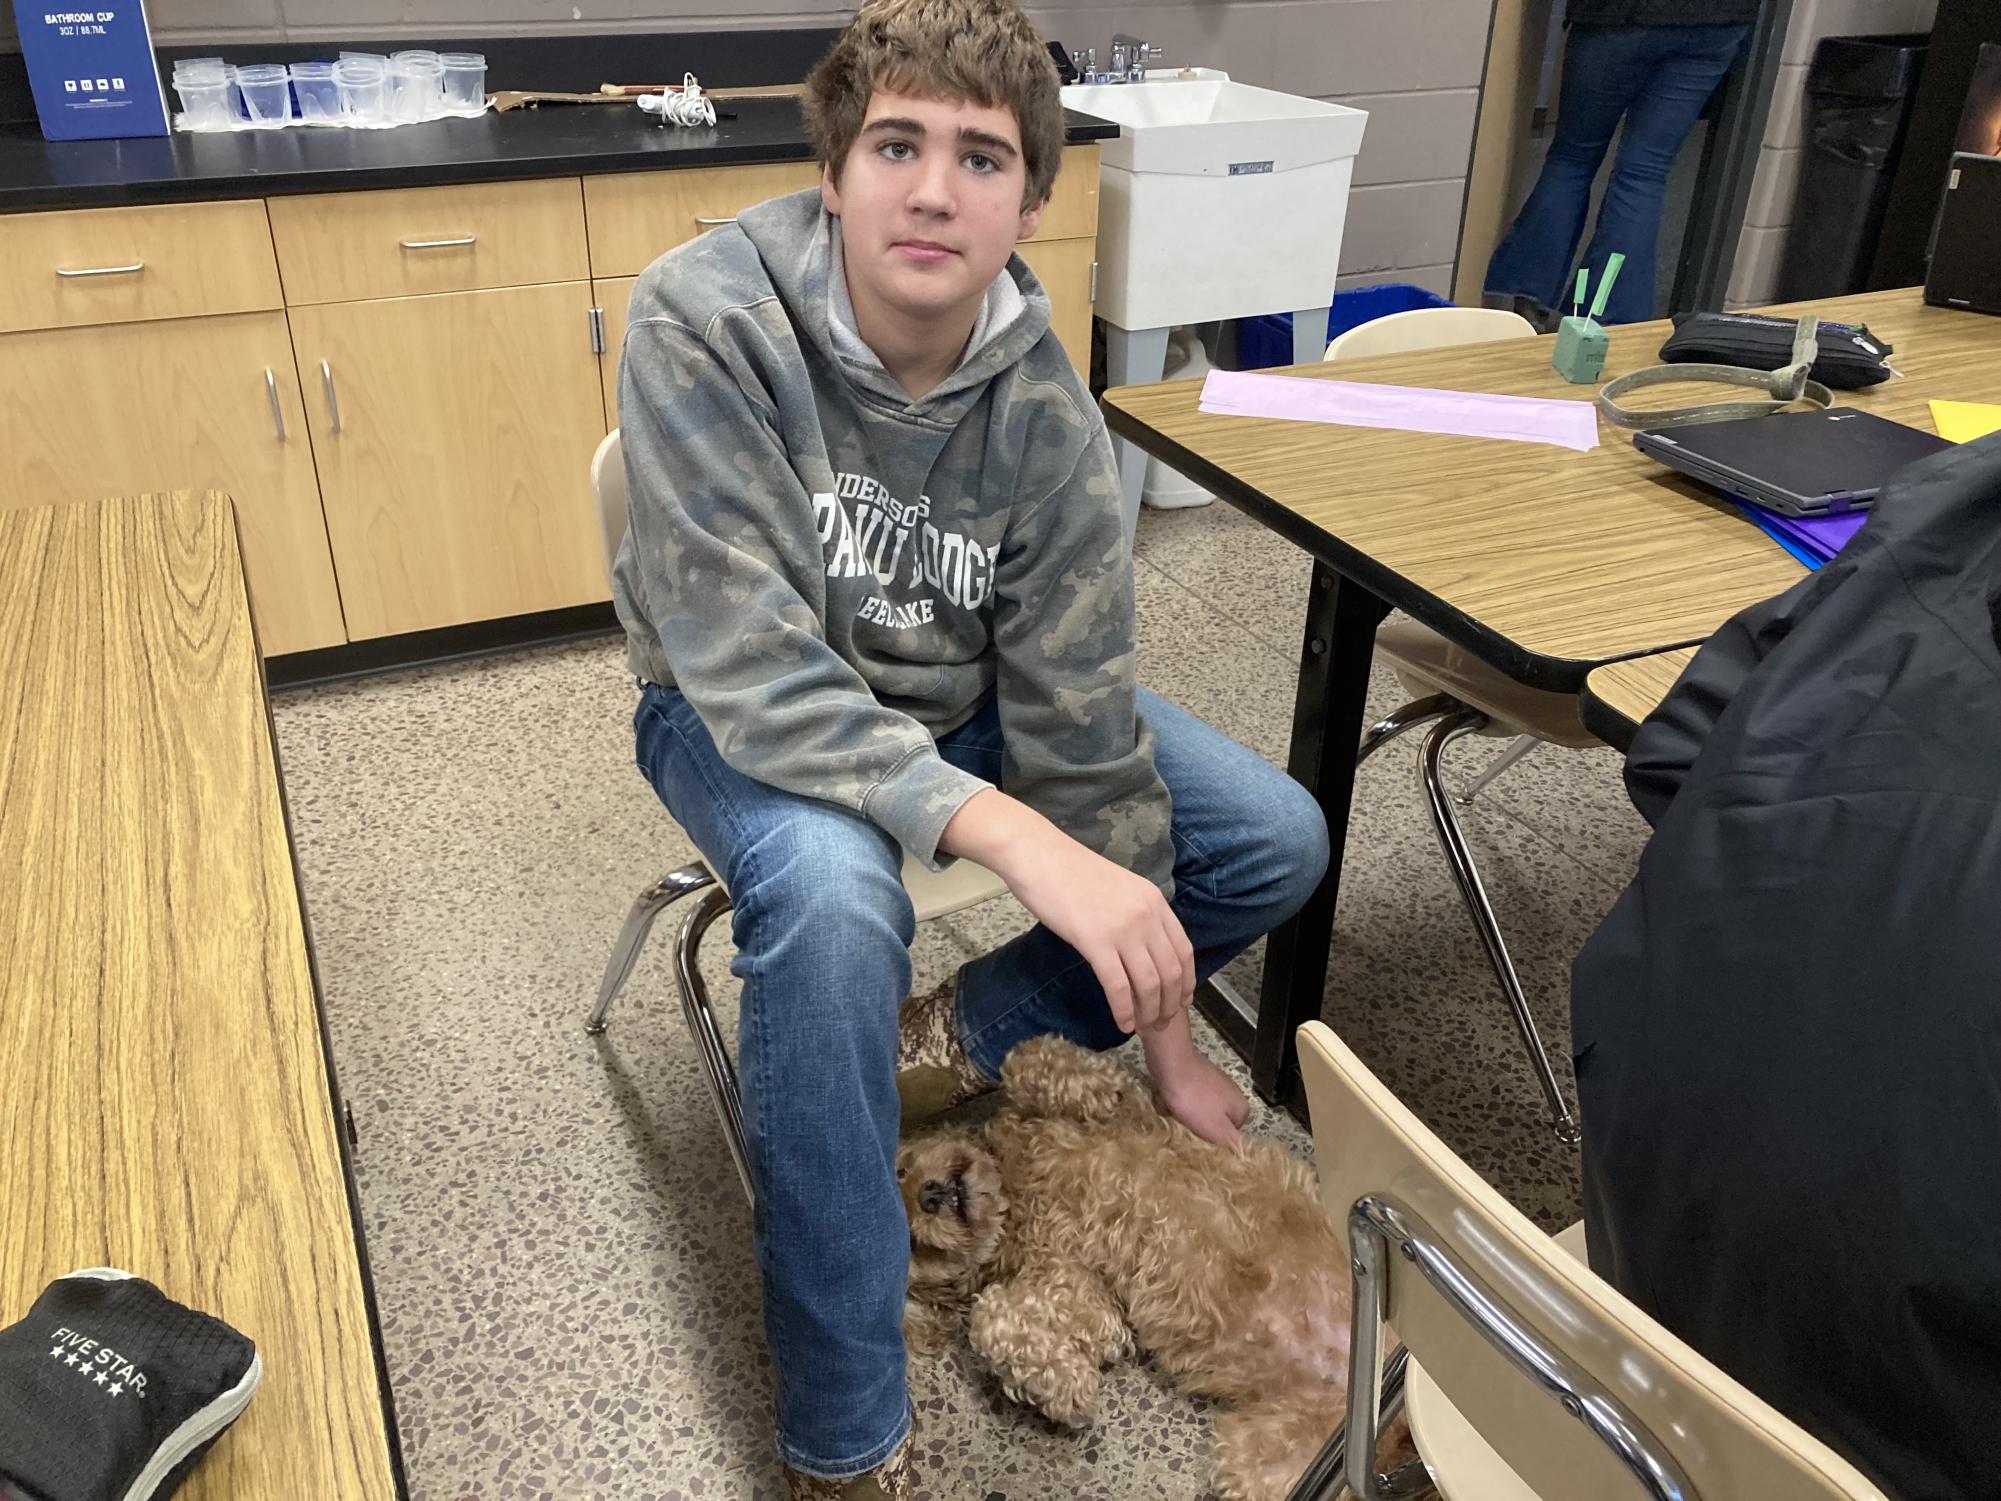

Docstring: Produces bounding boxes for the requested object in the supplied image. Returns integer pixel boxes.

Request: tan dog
[898,1036,1356,1501]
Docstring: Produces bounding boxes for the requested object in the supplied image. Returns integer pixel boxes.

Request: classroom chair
[1286,1020,1892,1501]
[1326,304,1589,1144]
[582,431,1010,1206]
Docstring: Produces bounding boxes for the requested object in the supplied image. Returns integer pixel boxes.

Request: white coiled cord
[640,72,718,128]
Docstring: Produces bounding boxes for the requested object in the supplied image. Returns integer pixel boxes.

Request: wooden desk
[1582,649,1698,752]
[0,494,405,1499]
[1103,288,2001,1102]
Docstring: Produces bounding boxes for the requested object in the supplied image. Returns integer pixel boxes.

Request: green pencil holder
[1552,315,1609,384]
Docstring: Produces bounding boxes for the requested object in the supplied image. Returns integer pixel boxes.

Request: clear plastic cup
[173,73,232,130]
[388,50,444,123]
[234,62,292,126]
[334,56,389,126]
[438,52,487,117]
[289,60,340,122]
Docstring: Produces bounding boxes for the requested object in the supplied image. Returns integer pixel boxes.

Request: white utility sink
[1061,77,1366,179]
[1058,74,1369,531]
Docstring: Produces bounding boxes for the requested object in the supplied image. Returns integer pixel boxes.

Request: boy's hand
[940,789,1194,1033]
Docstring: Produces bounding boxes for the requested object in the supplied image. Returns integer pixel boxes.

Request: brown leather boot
[784,1434,914,1498]
[894,976,994,1127]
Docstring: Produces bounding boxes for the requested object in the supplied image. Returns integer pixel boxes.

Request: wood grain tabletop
[1103,288,1995,688]
[0,492,401,1499]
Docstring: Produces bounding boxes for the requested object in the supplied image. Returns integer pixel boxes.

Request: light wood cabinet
[594,276,637,429]
[287,282,611,639]
[1014,236,1096,373]
[0,313,345,654]
[0,200,282,335]
[583,160,824,278]
[0,144,1101,654]
[268,178,591,305]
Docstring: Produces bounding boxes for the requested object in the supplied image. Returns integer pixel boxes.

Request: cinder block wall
[3,0,1493,296]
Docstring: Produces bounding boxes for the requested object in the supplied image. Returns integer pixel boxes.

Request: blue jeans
[633,683,1328,1479]
[1484,22,1750,325]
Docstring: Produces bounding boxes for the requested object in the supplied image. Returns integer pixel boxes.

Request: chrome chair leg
[674,885,755,1206]
[1358,693,1458,767]
[1285,1346,1413,1500]
[1422,713,1582,1145]
[586,862,717,1034]
[1454,733,1537,806]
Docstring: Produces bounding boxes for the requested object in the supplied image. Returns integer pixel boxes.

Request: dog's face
[897,1130,1006,1274]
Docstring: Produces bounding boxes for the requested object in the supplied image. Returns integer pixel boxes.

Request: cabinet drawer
[0,200,282,335]
[583,145,1099,279]
[267,178,590,304]
[584,160,822,278]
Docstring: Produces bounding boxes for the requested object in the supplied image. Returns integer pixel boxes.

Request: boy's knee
[1249,771,1329,915]
[727,816,916,949]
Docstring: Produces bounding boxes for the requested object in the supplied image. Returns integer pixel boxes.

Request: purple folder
[1737,503,1869,569]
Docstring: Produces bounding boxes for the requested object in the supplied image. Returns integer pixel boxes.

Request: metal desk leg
[1251,561,1388,1106]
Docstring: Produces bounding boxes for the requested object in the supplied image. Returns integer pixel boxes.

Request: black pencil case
[1659,312,1896,389]
[0,1269,260,1501]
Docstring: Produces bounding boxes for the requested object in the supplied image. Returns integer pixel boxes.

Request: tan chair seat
[708,851,1008,924]
[1375,615,1601,749]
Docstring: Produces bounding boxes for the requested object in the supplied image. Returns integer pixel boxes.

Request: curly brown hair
[802,0,1066,209]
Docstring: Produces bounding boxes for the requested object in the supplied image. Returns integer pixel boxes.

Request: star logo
[49,1346,63,1359]
[64,1353,80,1369]
[93,1370,109,1386]
[108,1382,124,1397]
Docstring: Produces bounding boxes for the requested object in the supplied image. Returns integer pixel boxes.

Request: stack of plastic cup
[170,57,233,131]
[438,52,487,117]
[288,60,340,122]
[387,50,445,123]
[234,62,293,126]
[334,54,390,126]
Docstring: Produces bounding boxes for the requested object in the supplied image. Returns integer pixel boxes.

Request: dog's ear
[1000,1036,1149,1123]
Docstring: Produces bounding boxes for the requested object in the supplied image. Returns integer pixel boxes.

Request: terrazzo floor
[270,497,1651,1500]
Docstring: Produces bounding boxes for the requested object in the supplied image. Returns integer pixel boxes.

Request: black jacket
[1573,431,2001,1501]
[1567,0,1761,26]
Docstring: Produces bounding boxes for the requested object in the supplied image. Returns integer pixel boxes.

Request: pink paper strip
[1197,369,1600,454]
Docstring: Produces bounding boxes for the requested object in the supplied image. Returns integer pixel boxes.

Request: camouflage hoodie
[611,188,1173,888]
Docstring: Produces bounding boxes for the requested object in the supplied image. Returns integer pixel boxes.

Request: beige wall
[1729,0,1939,304]
[3,0,1494,296]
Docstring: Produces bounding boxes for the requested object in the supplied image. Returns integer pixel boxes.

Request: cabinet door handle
[588,306,605,355]
[321,359,343,434]
[55,260,145,278]
[398,234,477,249]
[693,215,737,227]
[265,368,286,441]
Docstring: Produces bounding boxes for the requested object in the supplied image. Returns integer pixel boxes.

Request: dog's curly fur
[898,1036,1357,1501]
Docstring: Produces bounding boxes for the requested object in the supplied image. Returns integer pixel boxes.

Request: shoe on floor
[785,1435,914,1498]
[895,977,995,1127]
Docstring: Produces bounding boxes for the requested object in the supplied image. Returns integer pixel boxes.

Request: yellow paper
[1929,399,2001,443]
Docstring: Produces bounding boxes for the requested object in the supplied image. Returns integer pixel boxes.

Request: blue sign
[13,3,170,140]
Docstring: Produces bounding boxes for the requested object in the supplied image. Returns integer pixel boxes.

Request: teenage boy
[611,1,1330,1492]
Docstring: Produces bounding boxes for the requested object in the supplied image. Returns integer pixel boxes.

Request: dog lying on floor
[898,1035,1359,1501]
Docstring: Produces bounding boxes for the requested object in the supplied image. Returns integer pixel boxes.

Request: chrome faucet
[1069,36,1162,84]
[1112,33,1163,83]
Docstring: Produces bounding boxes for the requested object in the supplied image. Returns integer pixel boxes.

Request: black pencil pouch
[0,1269,260,1501]
[1659,312,1896,389]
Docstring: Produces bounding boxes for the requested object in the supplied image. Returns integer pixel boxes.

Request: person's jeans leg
[938,688,1331,1078]
[1580,24,1750,324]
[1483,24,1658,310]
[633,685,914,1480]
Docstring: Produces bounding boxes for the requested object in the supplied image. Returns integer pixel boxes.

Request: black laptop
[1926,153,2001,318]
[1634,407,1951,517]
